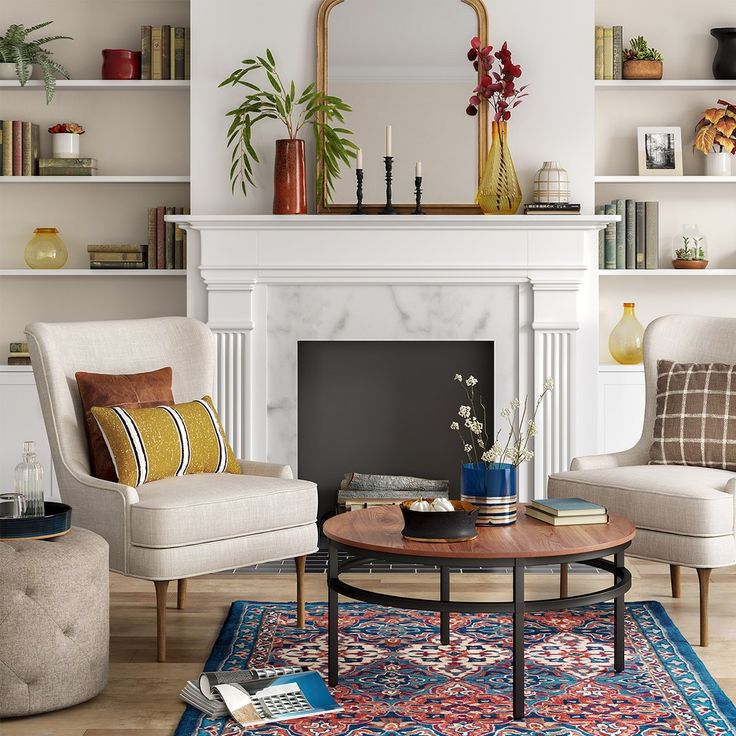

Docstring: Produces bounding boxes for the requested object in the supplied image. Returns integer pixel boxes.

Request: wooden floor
[3,560,734,735]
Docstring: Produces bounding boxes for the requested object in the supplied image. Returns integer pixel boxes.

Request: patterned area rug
[175,601,736,736]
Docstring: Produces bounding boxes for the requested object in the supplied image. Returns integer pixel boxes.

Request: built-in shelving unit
[595,176,736,184]
[595,79,736,90]
[599,269,736,277]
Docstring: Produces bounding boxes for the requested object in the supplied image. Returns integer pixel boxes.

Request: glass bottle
[476,121,522,215]
[609,303,645,365]
[24,227,68,269]
[14,440,45,517]
[672,224,709,268]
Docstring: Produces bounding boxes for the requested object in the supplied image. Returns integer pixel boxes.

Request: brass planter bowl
[623,60,663,80]
[673,259,709,269]
[400,499,479,543]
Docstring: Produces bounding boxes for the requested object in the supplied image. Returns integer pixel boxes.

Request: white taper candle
[356,148,363,169]
[415,161,422,177]
[385,125,392,157]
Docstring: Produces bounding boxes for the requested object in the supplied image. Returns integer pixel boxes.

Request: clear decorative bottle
[14,441,45,517]
[609,302,644,365]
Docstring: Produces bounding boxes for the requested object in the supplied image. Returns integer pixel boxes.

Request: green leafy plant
[0,22,71,104]
[220,49,358,200]
[675,237,706,261]
[624,36,663,62]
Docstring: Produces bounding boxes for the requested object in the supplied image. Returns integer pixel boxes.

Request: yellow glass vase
[609,302,644,364]
[476,120,522,215]
[24,227,68,269]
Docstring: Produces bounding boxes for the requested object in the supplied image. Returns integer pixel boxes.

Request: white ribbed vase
[533,161,571,203]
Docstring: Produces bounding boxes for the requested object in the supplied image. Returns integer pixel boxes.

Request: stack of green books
[526,498,608,526]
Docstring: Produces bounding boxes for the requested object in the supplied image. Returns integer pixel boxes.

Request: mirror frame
[316,0,488,214]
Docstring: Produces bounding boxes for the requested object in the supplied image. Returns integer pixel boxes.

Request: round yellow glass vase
[476,121,522,215]
[25,228,68,269]
[609,302,644,364]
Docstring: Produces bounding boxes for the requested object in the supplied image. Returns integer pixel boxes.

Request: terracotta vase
[273,139,307,215]
[622,60,663,80]
[476,121,522,215]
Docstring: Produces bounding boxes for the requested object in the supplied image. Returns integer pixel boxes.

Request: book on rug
[179,665,341,726]
[525,506,608,526]
[530,497,607,517]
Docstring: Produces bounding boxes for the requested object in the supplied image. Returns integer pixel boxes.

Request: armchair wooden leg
[669,564,681,598]
[295,555,306,628]
[154,580,170,662]
[559,563,569,598]
[697,568,712,647]
[177,578,188,610]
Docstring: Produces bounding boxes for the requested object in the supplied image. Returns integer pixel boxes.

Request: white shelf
[595,176,736,184]
[599,363,644,372]
[0,176,190,184]
[600,269,736,276]
[0,80,190,91]
[0,269,186,277]
[595,79,736,91]
[0,365,32,372]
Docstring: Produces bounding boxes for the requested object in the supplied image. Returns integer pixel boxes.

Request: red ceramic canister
[102,49,142,80]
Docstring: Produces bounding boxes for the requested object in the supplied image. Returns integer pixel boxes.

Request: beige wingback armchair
[26,317,318,661]
[548,315,736,647]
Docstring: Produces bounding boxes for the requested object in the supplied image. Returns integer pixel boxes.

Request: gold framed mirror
[316,0,488,214]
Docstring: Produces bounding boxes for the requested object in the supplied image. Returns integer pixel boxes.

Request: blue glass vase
[460,462,517,526]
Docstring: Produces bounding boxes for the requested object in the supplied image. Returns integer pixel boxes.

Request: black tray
[0,502,72,541]
[400,499,479,542]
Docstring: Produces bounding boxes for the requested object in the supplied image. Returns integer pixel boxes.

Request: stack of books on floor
[1,121,40,176]
[148,206,189,269]
[7,341,30,366]
[526,498,608,526]
[594,25,624,80]
[524,203,581,215]
[88,244,148,270]
[39,158,98,177]
[597,199,659,269]
[141,25,190,80]
[337,472,450,512]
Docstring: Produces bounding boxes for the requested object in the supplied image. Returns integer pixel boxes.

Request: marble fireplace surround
[173,214,611,501]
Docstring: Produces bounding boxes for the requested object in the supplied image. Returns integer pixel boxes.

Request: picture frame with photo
[638,126,683,176]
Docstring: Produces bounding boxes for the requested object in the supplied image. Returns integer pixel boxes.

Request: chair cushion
[650,360,736,471]
[92,395,240,487]
[130,472,318,548]
[76,366,173,482]
[547,464,734,537]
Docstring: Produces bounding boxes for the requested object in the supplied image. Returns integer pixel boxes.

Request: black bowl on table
[400,499,479,543]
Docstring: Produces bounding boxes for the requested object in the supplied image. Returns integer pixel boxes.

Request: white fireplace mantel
[171,214,614,500]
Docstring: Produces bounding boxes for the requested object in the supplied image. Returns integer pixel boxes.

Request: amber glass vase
[24,228,68,269]
[609,302,644,365]
[476,121,522,215]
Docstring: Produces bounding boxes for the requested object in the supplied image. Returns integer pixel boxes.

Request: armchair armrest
[570,446,648,471]
[237,459,294,480]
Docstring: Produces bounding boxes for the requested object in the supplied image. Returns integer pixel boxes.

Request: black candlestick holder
[380,156,397,215]
[353,169,366,214]
[413,176,425,215]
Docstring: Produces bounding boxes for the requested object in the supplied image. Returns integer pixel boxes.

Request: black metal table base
[327,542,632,720]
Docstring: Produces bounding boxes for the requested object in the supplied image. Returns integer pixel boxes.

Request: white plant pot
[705,151,732,177]
[533,160,571,203]
[52,133,81,159]
[0,61,33,81]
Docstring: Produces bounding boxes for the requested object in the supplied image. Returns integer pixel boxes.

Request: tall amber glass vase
[476,121,522,215]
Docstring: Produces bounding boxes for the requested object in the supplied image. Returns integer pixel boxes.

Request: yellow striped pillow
[91,395,240,487]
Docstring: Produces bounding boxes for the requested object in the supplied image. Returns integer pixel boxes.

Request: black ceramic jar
[712,28,736,79]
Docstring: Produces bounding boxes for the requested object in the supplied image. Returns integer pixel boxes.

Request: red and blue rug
[175,601,736,735]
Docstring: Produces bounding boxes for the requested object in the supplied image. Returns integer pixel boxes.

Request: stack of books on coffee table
[526,498,608,526]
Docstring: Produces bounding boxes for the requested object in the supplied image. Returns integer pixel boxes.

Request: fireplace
[297,340,494,522]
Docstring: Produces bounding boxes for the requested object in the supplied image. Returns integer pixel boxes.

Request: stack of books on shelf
[7,341,30,366]
[597,199,659,270]
[524,203,581,216]
[141,26,190,80]
[594,25,623,80]
[39,158,98,177]
[147,206,189,269]
[88,244,148,270]
[526,498,608,526]
[0,121,40,176]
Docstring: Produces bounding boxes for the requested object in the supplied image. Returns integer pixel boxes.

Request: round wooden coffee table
[322,503,635,720]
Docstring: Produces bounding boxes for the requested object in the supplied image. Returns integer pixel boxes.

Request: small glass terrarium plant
[672,225,708,269]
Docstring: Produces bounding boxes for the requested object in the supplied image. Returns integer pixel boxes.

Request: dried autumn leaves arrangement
[694,99,736,156]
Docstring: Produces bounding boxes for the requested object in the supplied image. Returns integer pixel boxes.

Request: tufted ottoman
[0,527,109,717]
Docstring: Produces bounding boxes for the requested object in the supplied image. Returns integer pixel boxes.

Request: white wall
[190,0,595,215]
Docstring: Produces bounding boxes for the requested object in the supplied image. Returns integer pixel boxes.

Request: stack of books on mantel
[526,498,608,526]
[88,244,147,270]
[524,203,581,216]
[7,341,30,366]
[337,472,450,512]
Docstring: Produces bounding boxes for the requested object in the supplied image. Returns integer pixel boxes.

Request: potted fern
[623,36,663,80]
[0,22,71,104]
[220,48,358,214]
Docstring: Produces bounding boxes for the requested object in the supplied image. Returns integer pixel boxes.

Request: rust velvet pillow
[75,367,174,482]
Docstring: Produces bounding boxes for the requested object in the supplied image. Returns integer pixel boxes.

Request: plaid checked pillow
[649,360,736,470]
